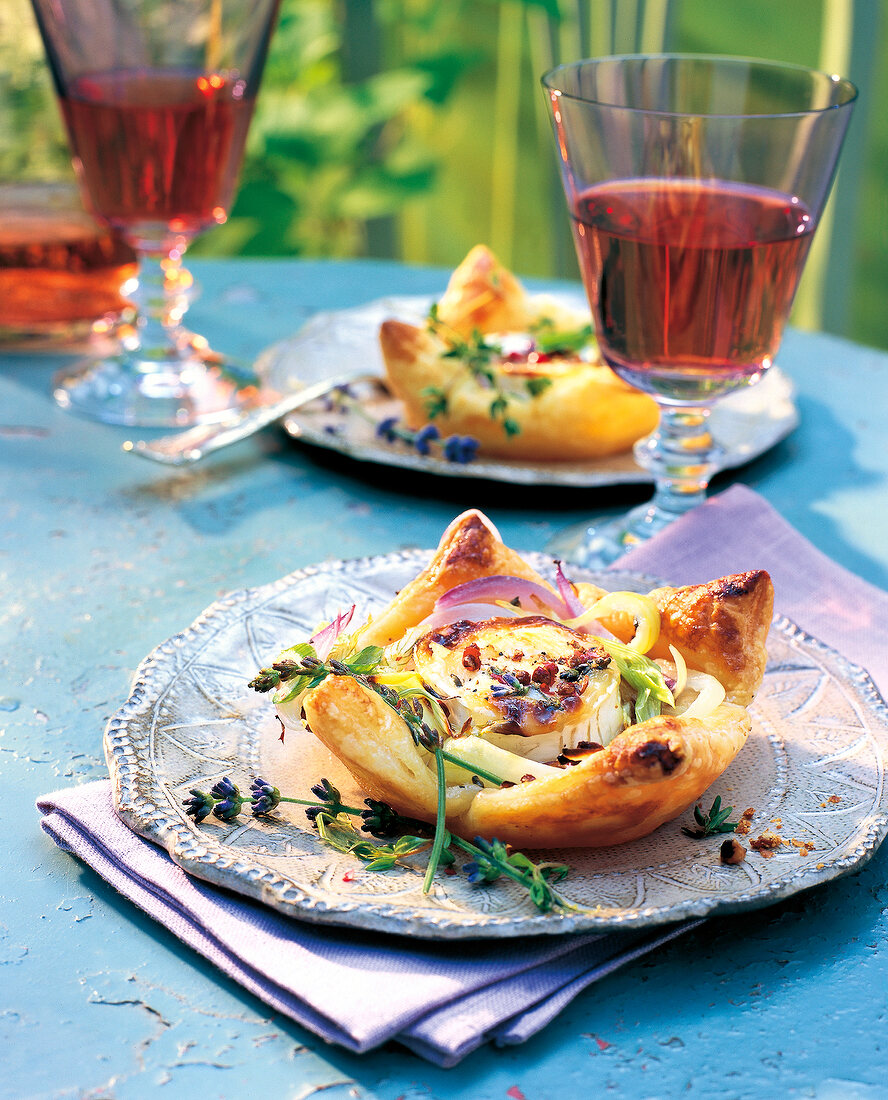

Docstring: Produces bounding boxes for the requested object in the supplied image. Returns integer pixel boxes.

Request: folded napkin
[37,484,888,1066]
[38,781,695,1065]
[615,484,888,699]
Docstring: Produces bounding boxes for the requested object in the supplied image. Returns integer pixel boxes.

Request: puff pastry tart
[262,510,773,849]
[380,245,658,461]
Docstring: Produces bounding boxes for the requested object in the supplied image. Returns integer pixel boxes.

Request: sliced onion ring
[310,604,356,660]
[668,644,688,698]
[675,670,725,719]
[434,574,572,619]
[554,560,586,618]
[422,601,524,631]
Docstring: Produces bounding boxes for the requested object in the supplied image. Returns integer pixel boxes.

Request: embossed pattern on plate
[105,552,888,939]
[258,295,800,486]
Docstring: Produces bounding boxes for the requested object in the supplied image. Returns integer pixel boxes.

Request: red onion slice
[554,560,586,618]
[421,602,524,631]
[434,574,572,619]
[310,604,356,660]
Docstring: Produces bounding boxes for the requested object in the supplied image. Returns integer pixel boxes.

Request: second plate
[255,294,799,487]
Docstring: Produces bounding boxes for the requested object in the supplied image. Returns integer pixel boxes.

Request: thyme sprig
[453,835,573,913]
[424,305,519,437]
[238,626,581,912]
[529,316,595,357]
[681,795,739,839]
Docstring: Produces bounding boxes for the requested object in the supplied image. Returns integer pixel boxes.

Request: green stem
[438,748,505,788]
[448,835,532,890]
[279,796,365,815]
[422,748,448,894]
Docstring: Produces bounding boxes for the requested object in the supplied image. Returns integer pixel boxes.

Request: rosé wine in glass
[572,179,816,402]
[30,0,280,426]
[543,55,856,565]
[60,69,255,241]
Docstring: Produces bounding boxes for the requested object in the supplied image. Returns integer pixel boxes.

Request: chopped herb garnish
[529,319,595,356]
[681,795,739,839]
[421,385,449,419]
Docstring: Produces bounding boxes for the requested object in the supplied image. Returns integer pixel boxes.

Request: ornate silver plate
[105,551,888,939]
[258,295,799,487]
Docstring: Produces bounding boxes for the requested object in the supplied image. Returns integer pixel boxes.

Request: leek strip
[438,748,505,787]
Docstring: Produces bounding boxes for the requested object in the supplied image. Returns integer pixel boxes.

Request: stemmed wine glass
[30,0,280,426]
[542,55,856,565]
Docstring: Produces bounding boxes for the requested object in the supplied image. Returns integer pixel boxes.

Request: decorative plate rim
[104,549,888,939]
[254,294,800,488]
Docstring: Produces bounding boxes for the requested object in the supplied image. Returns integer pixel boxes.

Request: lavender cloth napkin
[37,484,888,1066]
[37,782,695,1065]
[614,484,888,699]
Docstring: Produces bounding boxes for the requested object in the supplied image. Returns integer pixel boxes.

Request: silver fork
[123,371,380,466]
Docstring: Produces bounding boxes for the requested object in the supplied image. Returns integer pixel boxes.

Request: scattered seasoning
[720,837,746,865]
[735,807,755,835]
[828,794,842,803]
[462,643,481,671]
[750,831,782,858]
[789,838,816,857]
[531,661,558,688]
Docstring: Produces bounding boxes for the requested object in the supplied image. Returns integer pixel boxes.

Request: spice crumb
[750,830,782,858]
[735,819,751,836]
[828,795,842,804]
[742,807,755,819]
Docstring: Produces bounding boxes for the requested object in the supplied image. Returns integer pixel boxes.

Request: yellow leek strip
[372,671,427,691]
[562,591,661,653]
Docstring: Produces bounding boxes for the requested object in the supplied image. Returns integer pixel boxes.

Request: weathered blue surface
[2,258,887,1100]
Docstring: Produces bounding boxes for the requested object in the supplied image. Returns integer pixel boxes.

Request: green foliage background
[2,0,885,348]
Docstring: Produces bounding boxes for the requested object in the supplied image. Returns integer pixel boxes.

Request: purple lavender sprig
[324,384,479,464]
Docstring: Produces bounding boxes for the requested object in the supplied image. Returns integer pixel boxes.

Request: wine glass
[542,55,856,565]
[30,0,280,426]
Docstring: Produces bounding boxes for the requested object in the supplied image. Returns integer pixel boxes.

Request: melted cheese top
[413,616,622,760]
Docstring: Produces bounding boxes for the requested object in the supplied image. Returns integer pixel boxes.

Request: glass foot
[546,497,689,568]
[52,346,260,427]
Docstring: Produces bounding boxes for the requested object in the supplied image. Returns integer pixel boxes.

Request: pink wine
[59,69,255,242]
[572,180,815,399]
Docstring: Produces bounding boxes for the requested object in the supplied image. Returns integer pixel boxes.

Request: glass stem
[630,404,723,535]
[122,249,192,363]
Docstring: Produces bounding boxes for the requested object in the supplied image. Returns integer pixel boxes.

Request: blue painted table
[3,259,887,1099]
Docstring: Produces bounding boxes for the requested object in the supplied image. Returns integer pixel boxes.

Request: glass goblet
[542,55,856,566]
[30,0,280,426]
